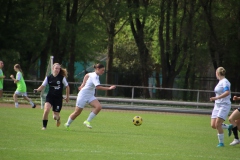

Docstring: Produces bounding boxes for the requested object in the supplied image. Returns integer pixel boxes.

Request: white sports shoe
[230,139,240,146]
[83,121,92,129]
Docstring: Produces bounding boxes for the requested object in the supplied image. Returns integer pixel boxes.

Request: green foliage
[0,107,239,160]
[1,0,240,92]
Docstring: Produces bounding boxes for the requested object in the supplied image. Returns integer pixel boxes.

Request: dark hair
[93,63,104,69]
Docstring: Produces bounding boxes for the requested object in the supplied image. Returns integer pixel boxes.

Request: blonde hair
[216,67,226,76]
[14,64,24,76]
[52,63,68,77]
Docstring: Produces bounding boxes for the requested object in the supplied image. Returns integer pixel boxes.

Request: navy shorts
[46,96,63,112]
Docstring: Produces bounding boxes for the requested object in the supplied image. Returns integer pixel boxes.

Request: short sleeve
[41,77,48,86]
[62,77,68,87]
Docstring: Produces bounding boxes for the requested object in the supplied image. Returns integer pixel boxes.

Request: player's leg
[83,99,102,129]
[228,109,240,145]
[52,98,62,127]
[216,117,225,147]
[64,107,83,129]
[65,95,86,129]
[215,104,231,147]
[13,92,19,108]
[42,102,51,130]
[23,93,36,108]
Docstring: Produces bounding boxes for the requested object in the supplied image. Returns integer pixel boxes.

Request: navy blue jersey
[47,74,64,98]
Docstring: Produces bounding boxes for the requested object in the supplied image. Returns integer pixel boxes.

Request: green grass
[0,106,239,160]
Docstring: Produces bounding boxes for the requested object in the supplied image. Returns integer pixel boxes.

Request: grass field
[0,105,239,160]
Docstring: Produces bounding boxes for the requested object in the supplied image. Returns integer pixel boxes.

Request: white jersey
[79,72,100,95]
[214,78,231,104]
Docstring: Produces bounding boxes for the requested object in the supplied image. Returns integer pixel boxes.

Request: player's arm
[10,75,18,83]
[65,85,70,102]
[0,75,5,79]
[96,85,116,90]
[78,74,89,90]
[233,96,240,101]
[34,77,47,93]
[34,85,45,93]
[210,86,230,101]
[62,77,70,102]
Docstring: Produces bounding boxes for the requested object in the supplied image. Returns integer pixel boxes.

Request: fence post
[197,91,199,108]
[131,87,134,105]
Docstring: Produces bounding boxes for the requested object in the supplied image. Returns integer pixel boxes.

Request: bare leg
[89,99,102,115]
[69,107,83,120]
[53,111,61,127]
[13,94,18,108]
[42,102,51,130]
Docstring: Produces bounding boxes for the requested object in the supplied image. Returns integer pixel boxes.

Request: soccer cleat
[56,119,61,127]
[32,104,36,108]
[83,120,92,129]
[228,124,233,137]
[230,139,240,146]
[42,127,46,130]
[64,123,70,130]
[217,143,224,147]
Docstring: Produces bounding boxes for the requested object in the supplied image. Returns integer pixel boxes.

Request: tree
[94,0,128,96]
[127,0,153,98]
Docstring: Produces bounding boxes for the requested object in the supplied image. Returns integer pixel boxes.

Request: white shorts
[14,91,28,97]
[76,93,96,108]
[211,103,231,120]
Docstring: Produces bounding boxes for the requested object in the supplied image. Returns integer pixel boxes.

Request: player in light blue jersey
[210,67,231,147]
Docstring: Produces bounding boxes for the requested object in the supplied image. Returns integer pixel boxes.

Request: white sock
[66,117,73,126]
[29,101,34,107]
[87,112,96,122]
[222,123,229,129]
[218,133,224,143]
[15,102,19,108]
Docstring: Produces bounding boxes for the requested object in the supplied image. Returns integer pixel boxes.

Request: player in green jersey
[10,64,36,108]
[0,61,5,98]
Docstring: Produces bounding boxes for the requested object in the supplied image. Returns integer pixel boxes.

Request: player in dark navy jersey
[34,63,70,130]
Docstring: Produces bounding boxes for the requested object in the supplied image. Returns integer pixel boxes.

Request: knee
[229,117,234,123]
[211,125,216,129]
[97,105,102,110]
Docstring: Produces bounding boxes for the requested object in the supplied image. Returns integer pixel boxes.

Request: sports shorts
[211,103,231,120]
[14,91,28,97]
[76,93,97,108]
[46,96,63,112]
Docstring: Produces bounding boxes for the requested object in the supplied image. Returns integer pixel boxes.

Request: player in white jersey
[64,63,116,129]
[210,67,231,147]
